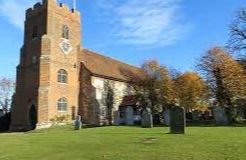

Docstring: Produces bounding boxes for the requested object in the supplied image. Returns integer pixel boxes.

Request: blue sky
[0,0,245,79]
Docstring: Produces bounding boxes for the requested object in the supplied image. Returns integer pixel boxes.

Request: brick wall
[11,0,81,130]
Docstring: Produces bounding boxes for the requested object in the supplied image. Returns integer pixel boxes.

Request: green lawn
[0,125,246,160]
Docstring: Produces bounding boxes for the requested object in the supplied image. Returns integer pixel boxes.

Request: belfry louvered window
[57,69,68,83]
[62,25,69,39]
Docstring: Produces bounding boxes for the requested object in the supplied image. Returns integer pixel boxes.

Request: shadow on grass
[0,131,11,134]
[2,123,245,134]
[63,123,246,130]
[186,123,246,128]
[80,123,245,130]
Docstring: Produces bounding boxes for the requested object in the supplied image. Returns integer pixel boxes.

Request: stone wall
[90,76,133,125]
[78,65,136,125]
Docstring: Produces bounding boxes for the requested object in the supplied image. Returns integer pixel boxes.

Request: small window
[57,97,68,111]
[57,69,68,83]
[62,25,69,39]
[32,26,38,38]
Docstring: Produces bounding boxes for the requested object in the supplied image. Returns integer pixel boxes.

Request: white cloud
[0,0,39,30]
[96,0,190,47]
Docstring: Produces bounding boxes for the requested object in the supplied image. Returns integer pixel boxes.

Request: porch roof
[120,95,138,107]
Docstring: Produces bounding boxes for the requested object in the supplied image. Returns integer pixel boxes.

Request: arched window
[57,97,68,111]
[62,25,69,39]
[57,69,68,83]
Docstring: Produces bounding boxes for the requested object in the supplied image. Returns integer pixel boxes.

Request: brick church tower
[11,0,81,131]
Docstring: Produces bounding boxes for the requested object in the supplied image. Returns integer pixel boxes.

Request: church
[10,0,144,131]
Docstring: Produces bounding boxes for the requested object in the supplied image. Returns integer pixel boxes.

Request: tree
[197,47,246,108]
[102,80,115,125]
[174,72,209,112]
[228,6,246,57]
[0,77,15,113]
[158,65,176,109]
[134,60,175,114]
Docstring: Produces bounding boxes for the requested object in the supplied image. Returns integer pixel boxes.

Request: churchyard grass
[0,125,245,160]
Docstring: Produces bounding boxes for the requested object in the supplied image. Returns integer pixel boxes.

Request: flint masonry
[10,0,144,131]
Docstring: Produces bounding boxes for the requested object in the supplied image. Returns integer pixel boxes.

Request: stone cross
[141,108,153,128]
[170,106,186,134]
[74,115,82,130]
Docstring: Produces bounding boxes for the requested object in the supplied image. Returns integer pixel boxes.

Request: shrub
[50,114,71,124]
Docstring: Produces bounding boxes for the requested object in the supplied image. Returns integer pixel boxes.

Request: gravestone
[113,110,120,125]
[213,107,228,124]
[192,110,200,121]
[163,109,170,125]
[170,106,186,134]
[237,108,245,119]
[125,106,134,125]
[203,111,211,120]
[141,108,153,128]
[74,115,82,130]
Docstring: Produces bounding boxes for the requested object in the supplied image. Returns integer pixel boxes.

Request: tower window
[57,69,68,83]
[32,26,38,38]
[62,25,69,39]
[57,97,68,111]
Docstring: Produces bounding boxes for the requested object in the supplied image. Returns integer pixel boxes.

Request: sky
[0,0,245,79]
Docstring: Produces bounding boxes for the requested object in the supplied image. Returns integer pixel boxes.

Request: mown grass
[0,125,245,160]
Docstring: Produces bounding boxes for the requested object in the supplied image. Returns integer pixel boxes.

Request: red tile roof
[79,49,145,82]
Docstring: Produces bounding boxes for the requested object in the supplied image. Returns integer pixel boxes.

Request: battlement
[26,0,80,20]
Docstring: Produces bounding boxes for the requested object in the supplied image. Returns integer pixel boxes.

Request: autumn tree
[228,6,246,57]
[158,66,176,109]
[197,47,246,109]
[174,72,209,112]
[0,77,15,113]
[135,60,175,113]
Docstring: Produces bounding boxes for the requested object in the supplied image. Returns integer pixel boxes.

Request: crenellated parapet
[26,2,44,20]
[26,0,80,20]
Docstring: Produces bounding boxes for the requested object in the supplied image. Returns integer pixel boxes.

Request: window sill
[58,82,68,85]
[58,110,67,113]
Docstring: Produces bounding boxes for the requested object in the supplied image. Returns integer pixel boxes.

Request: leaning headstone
[163,109,170,126]
[213,107,228,124]
[74,115,82,130]
[170,106,186,134]
[126,106,134,125]
[141,108,153,128]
